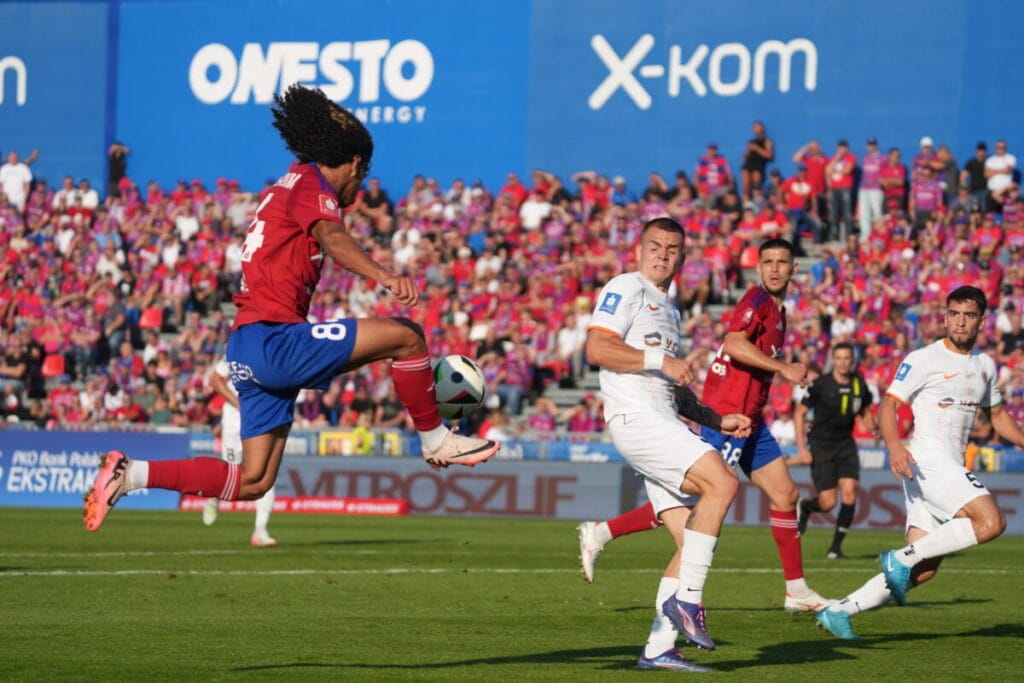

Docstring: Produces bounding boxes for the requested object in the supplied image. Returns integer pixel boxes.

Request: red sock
[147,458,242,500]
[770,509,804,580]
[392,354,443,431]
[607,502,661,538]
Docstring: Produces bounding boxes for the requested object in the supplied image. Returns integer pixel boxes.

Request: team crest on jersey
[895,362,911,381]
[318,194,341,219]
[599,292,622,315]
[741,308,754,325]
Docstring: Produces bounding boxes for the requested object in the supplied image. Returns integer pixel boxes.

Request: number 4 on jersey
[241,192,273,262]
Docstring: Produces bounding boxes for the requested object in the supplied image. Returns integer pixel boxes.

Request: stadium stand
[1,135,1023,458]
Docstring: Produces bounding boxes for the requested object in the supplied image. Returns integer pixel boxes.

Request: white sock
[898,518,978,567]
[126,460,148,491]
[420,426,450,453]
[594,521,613,546]
[786,577,811,596]
[254,485,275,534]
[644,577,680,658]
[676,529,718,603]
[836,573,892,615]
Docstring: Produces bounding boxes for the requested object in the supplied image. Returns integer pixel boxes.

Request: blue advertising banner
[527,1,1024,191]
[1,1,1020,197]
[0,2,110,189]
[115,0,529,194]
[0,430,189,509]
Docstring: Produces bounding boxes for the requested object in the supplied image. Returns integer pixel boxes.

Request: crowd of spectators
[1,127,1023,450]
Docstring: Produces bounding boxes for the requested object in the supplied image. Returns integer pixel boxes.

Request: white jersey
[887,339,1001,466]
[589,272,682,418]
[214,358,240,438]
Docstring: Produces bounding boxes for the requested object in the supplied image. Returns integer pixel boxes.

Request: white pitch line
[1,566,1021,578]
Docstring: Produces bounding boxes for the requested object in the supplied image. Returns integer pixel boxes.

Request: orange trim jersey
[588,272,682,418]
[886,338,1001,466]
[232,162,343,330]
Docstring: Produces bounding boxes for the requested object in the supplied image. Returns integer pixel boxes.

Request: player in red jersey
[578,239,830,613]
[84,85,498,533]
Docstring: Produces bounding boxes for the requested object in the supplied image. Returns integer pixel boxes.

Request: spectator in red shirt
[781,165,822,244]
[879,147,907,213]
[826,139,857,241]
[792,140,828,221]
[498,172,528,206]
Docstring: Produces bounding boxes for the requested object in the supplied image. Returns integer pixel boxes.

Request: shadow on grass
[232,623,1024,674]
[710,622,1024,671]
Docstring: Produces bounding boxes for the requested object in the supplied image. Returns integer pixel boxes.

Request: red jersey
[703,285,786,422]
[233,162,343,329]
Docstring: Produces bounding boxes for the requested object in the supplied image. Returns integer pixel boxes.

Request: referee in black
[793,342,877,559]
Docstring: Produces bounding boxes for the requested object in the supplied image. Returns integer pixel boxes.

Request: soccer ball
[432,354,487,419]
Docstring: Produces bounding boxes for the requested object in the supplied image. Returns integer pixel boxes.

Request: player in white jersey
[817,286,1024,639]
[204,358,278,547]
[587,217,751,672]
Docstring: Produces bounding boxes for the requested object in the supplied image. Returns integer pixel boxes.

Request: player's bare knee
[974,511,1006,544]
[391,316,427,356]
[712,467,740,502]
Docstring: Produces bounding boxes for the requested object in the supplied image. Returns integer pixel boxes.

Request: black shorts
[808,438,860,492]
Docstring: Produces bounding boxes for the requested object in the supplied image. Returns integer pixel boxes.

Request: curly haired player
[84,85,498,532]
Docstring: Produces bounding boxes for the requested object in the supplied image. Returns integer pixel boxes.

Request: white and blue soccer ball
[432,354,487,419]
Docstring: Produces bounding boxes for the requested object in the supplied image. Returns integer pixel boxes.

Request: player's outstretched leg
[421,431,499,471]
[577,521,606,583]
[816,605,861,640]
[83,451,131,532]
[637,648,713,672]
[661,596,715,651]
[202,497,220,526]
[879,549,913,605]
[251,486,277,547]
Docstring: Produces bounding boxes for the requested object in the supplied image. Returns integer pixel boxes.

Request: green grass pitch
[1,508,1022,680]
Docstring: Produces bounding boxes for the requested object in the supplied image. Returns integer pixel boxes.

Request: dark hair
[946,285,987,314]
[831,341,855,356]
[271,84,373,173]
[641,217,685,237]
[759,237,794,257]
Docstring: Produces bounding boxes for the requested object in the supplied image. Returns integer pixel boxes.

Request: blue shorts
[700,422,782,477]
[227,320,358,440]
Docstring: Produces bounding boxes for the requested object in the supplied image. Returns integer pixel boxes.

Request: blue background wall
[1,1,1019,195]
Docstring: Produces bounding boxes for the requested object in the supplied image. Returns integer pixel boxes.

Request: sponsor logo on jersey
[741,308,754,325]
[895,362,911,381]
[189,40,432,125]
[598,292,622,315]
[319,193,341,218]
[588,35,817,110]
[643,332,662,347]
[943,372,958,380]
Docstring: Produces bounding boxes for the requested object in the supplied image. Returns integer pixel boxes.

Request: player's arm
[879,393,915,480]
[675,385,751,436]
[585,328,694,386]
[985,403,1024,449]
[722,330,807,386]
[311,220,419,306]
[792,401,813,464]
[208,371,239,410]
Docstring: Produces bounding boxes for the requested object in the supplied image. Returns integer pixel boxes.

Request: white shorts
[607,410,713,515]
[222,428,243,465]
[902,460,990,533]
